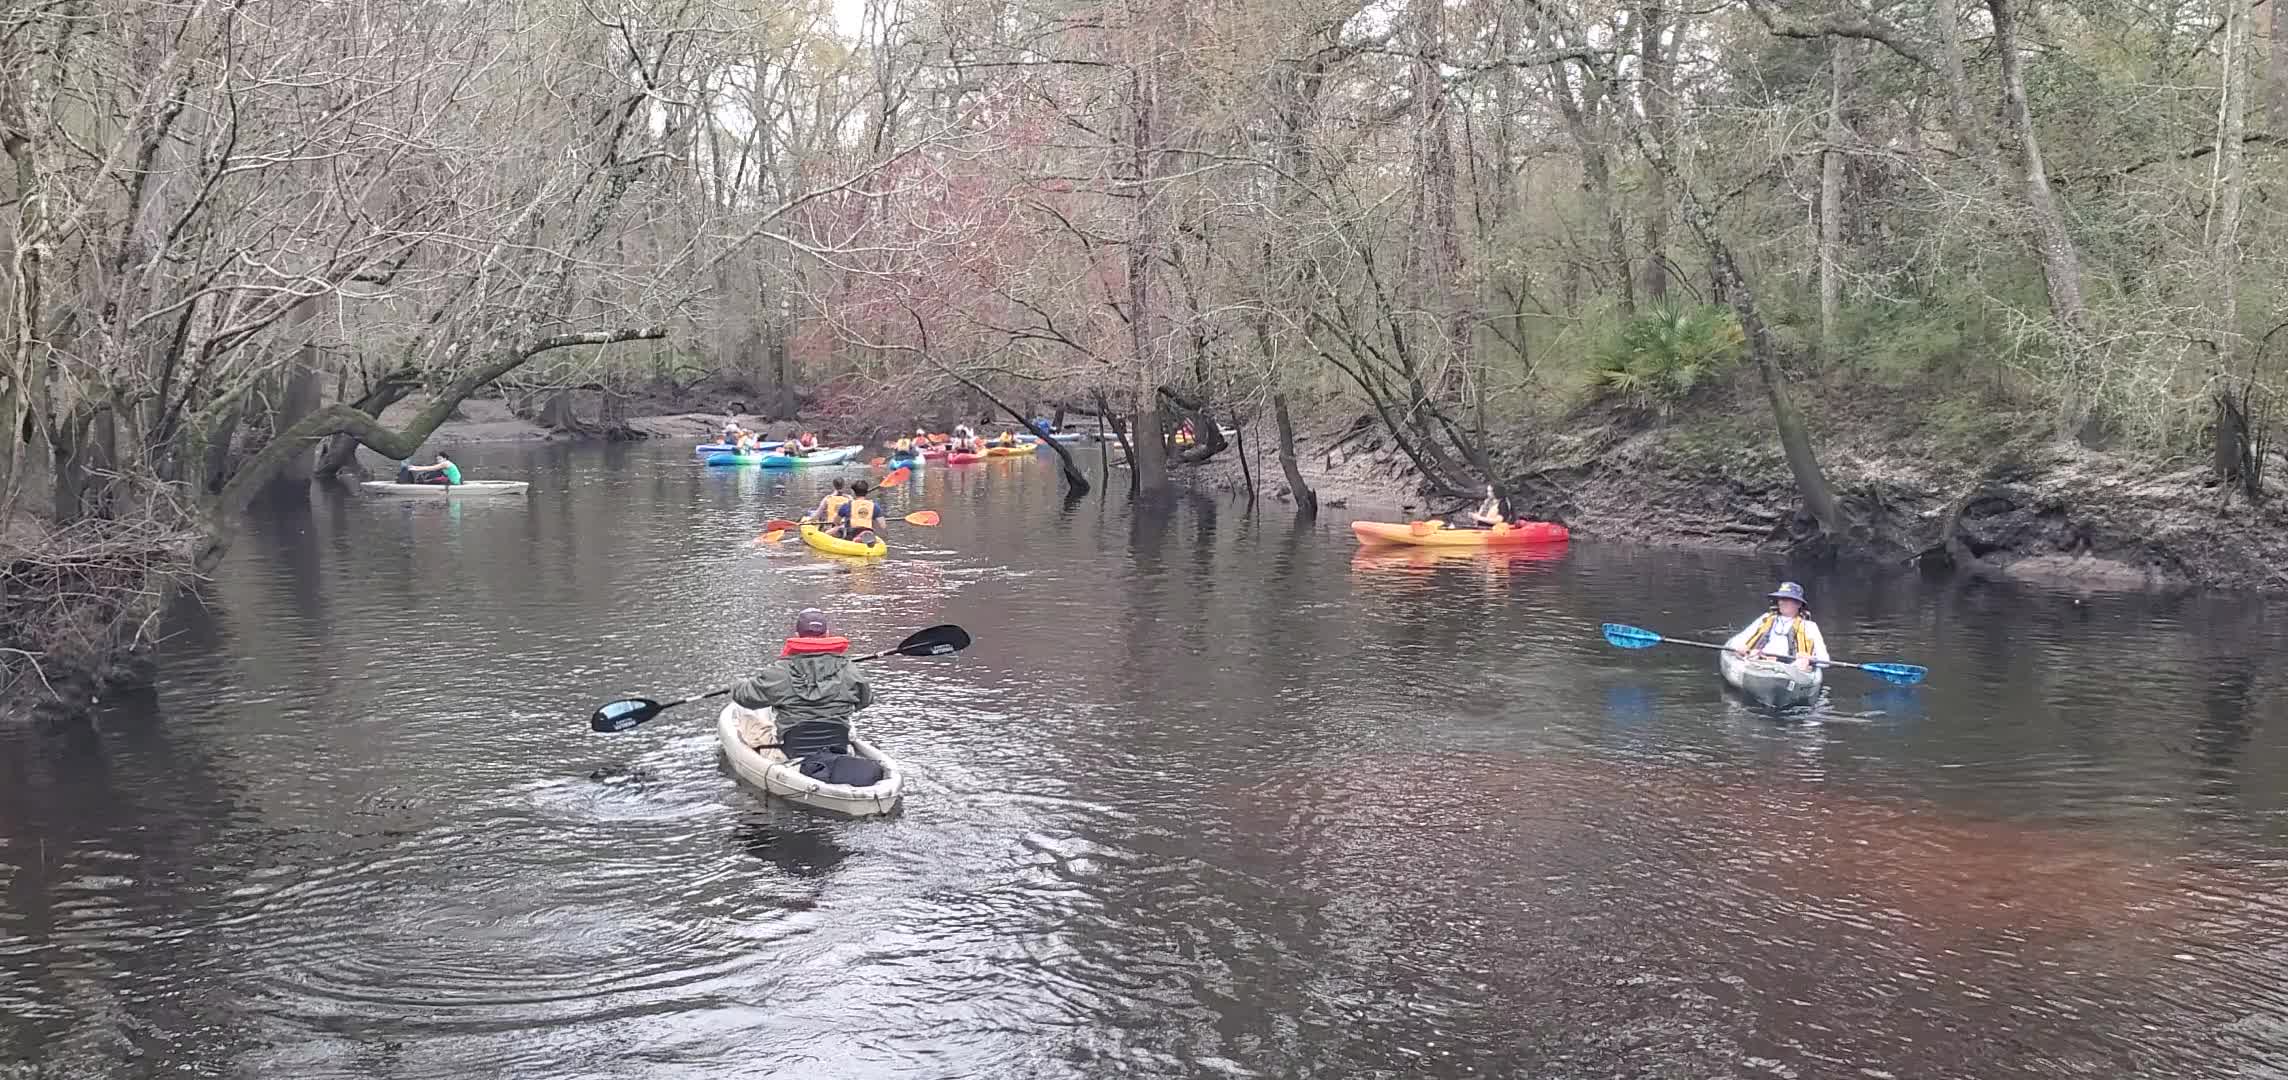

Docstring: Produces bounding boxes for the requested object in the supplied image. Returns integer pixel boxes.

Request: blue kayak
[697,440,781,456]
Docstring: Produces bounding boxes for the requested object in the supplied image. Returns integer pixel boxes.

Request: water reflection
[2,441,2286,1078]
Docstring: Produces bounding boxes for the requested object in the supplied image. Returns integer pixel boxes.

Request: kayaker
[1465,484,1505,529]
[892,433,915,456]
[811,478,851,530]
[399,452,460,486]
[838,480,881,542]
[1725,582,1831,671]
[730,608,874,762]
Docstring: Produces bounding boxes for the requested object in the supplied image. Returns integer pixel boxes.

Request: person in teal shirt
[399,452,461,486]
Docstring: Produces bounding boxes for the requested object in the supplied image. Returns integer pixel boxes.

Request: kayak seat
[778,719,852,759]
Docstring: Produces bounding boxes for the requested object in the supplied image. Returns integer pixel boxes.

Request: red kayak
[946,451,984,464]
[921,447,949,460]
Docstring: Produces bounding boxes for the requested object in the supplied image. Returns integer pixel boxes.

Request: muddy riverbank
[1189,383,2288,595]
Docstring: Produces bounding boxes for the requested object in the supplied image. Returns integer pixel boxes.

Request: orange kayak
[1351,520,1569,547]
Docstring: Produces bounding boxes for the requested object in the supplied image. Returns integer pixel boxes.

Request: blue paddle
[1600,623,1928,686]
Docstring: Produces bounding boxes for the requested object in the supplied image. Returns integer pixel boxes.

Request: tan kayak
[1719,650,1823,707]
[360,480,530,497]
[716,703,903,817]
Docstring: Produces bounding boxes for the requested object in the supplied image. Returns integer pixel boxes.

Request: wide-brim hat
[1767,582,1808,605]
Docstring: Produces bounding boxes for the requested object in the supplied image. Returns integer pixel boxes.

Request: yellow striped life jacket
[1744,612,1814,658]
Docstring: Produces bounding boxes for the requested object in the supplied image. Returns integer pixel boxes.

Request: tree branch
[212,327,666,511]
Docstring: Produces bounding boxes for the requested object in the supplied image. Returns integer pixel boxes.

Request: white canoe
[360,480,530,497]
[717,703,903,817]
[1719,650,1823,707]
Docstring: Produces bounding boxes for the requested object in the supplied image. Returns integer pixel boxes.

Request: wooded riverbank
[1189,381,2288,595]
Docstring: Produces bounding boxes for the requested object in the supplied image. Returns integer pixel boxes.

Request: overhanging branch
[212,326,666,511]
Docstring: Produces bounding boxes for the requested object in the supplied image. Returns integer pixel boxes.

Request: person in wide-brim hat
[1724,581,1830,670]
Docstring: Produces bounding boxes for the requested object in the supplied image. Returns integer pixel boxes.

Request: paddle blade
[904,510,940,526]
[590,698,666,733]
[761,529,787,544]
[878,466,911,489]
[1601,623,1665,649]
[895,623,970,657]
[1861,662,1928,686]
[869,457,887,467]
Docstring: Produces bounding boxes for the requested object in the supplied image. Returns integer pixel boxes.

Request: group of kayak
[699,422,1087,470]
[885,424,1087,466]
[700,426,864,468]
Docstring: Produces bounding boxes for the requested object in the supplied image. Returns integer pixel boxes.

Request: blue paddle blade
[1601,623,1664,649]
[1860,662,1927,686]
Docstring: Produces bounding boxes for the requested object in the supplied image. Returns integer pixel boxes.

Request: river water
[5,441,2287,1079]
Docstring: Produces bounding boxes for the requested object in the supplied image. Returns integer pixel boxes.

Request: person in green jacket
[730,608,872,755]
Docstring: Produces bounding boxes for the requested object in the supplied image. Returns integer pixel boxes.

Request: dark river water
[6,441,2288,1079]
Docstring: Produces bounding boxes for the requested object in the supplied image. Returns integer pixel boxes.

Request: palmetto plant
[1592,303,1748,410]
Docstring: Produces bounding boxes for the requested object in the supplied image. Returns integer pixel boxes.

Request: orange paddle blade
[869,457,887,467]
[878,466,911,489]
[763,518,801,532]
[904,510,940,526]
[761,529,787,543]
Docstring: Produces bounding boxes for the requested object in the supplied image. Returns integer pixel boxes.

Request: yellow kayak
[985,444,1028,457]
[800,523,888,558]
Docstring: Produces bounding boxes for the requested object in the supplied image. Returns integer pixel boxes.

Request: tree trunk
[1633,125,1846,537]
[1131,404,1170,496]
[1935,0,1999,180]
[1638,3,1673,301]
[1126,0,1171,501]
[2273,0,2288,129]
[1817,40,1852,366]
[1988,0,2091,341]
[537,389,581,432]
[1272,393,1317,517]
[2211,0,2251,485]
[261,302,325,503]
[202,397,245,493]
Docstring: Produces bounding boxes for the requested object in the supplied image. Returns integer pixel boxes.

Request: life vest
[847,498,877,530]
[894,437,913,453]
[780,635,851,658]
[1743,612,1814,658]
[818,494,851,524]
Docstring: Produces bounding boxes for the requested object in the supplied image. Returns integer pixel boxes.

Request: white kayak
[1719,650,1823,707]
[717,703,903,817]
[360,480,530,497]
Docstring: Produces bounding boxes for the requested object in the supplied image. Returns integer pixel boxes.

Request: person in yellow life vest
[892,434,914,455]
[989,431,1014,449]
[836,480,881,541]
[811,478,851,531]
[1724,582,1830,672]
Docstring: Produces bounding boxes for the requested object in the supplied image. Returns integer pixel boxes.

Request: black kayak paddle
[588,623,972,733]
